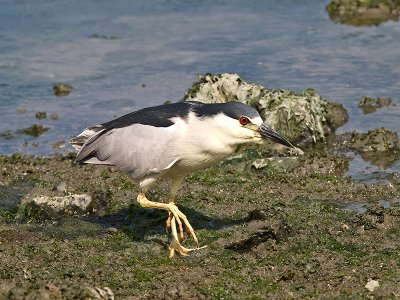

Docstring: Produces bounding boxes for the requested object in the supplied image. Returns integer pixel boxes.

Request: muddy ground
[0,150,400,299]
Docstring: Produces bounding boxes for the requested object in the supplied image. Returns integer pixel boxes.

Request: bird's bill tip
[258,124,294,148]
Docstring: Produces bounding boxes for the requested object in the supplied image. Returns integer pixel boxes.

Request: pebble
[56,182,68,192]
[365,279,379,292]
[106,227,118,235]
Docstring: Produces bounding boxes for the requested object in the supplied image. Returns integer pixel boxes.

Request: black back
[101,101,259,129]
[102,102,192,129]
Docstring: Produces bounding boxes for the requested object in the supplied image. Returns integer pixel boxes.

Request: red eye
[239,117,249,125]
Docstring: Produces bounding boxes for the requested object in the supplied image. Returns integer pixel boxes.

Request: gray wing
[74,123,178,181]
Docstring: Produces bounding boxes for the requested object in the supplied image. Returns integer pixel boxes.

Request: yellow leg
[165,176,185,239]
[136,193,207,257]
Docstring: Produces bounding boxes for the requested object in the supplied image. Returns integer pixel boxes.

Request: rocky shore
[1,74,399,299]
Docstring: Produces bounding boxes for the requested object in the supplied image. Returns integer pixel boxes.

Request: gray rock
[31,194,92,212]
[56,182,68,193]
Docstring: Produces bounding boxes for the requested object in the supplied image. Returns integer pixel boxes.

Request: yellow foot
[168,215,207,258]
[165,202,198,244]
[168,238,208,258]
[136,193,206,257]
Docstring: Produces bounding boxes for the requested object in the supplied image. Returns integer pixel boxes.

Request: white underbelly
[168,148,234,176]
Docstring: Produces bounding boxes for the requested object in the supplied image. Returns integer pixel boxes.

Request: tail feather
[69,125,106,163]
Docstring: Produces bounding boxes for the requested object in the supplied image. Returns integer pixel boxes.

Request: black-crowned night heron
[70,101,293,257]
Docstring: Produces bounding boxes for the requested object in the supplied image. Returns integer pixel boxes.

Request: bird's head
[195,102,294,148]
[239,116,294,148]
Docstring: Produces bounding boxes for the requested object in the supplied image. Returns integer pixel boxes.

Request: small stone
[0,130,14,140]
[365,279,379,292]
[17,108,27,114]
[106,227,118,235]
[35,111,47,120]
[390,172,400,187]
[167,286,179,296]
[20,124,49,137]
[52,140,66,149]
[56,182,67,192]
[341,223,350,230]
[53,83,73,96]
[49,113,59,120]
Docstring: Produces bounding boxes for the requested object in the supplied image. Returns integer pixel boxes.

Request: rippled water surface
[1,0,399,175]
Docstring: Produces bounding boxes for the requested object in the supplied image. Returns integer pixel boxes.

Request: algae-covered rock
[253,88,347,145]
[53,83,73,96]
[183,73,347,145]
[19,124,49,137]
[359,96,394,114]
[326,0,400,26]
[349,127,399,153]
[0,130,14,140]
[326,102,349,128]
[332,127,400,167]
[35,111,47,120]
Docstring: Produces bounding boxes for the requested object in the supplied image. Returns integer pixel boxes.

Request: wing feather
[73,123,178,181]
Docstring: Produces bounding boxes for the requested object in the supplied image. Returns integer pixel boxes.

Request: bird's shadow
[81,202,248,243]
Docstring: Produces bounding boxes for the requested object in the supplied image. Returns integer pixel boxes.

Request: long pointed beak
[258,124,294,148]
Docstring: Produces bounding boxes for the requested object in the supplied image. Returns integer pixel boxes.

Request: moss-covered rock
[183,73,347,145]
[331,127,400,167]
[0,130,14,140]
[53,83,73,96]
[359,96,394,114]
[348,127,399,153]
[326,0,400,26]
[35,111,47,120]
[19,124,49,137]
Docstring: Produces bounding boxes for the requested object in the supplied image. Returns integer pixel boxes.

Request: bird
[70,101,294,257]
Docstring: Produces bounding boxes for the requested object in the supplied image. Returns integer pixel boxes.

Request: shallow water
[0,0,399,175]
